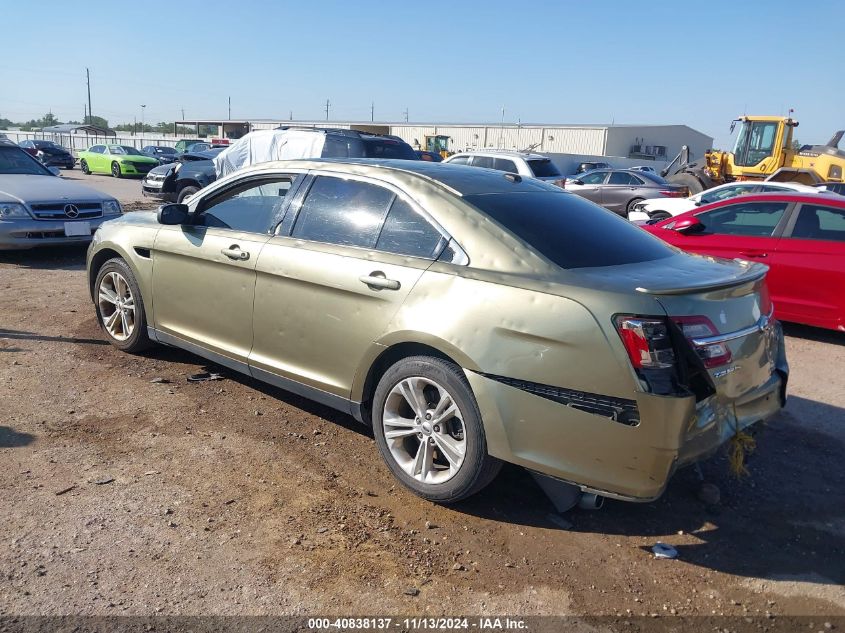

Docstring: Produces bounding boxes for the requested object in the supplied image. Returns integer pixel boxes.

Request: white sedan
[627,180,822,223]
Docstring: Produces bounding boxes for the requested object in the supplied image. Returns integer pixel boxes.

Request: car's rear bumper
[466,324,788,502]
[0,217,112,250]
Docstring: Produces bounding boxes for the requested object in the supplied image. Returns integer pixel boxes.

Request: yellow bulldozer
[423,134,453,159]
[663,115,845,194]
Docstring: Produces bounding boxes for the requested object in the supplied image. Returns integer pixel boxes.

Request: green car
[78,145,159,178]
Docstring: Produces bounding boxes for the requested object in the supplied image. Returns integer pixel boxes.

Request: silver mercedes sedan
[0,140,122,250]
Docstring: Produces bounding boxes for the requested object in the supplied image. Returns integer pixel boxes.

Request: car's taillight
[673,315,732,368]
[614,317,675,369]
[659,189,686,198]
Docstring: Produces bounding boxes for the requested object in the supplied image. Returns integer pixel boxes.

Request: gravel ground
[59,170,151,204]
[0,246,843,622]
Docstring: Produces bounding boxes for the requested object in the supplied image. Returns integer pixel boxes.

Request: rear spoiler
[635,264,767,295]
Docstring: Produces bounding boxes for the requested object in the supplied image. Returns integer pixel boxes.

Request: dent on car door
[250,174,446,401]
[151,176,295,370]
[770,202,845,328]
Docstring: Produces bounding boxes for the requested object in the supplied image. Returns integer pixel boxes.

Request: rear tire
[111,161,122,178]
[372,355,502,504]
[667,172,705,195]
[626,197,644,215]
[177,185,200,204]
[94,258,152,353]
[80,160,90,175]
[650,211,671,222]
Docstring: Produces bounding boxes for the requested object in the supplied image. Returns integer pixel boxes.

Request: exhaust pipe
[577,493,604,510]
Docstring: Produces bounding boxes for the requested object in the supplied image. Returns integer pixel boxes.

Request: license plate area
[64,221,91,237]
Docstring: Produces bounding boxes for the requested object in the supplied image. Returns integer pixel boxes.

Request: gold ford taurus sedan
[86,159,788,505]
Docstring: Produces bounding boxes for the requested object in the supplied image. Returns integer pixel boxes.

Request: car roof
[238,158,562,196]
[448,149,551,160]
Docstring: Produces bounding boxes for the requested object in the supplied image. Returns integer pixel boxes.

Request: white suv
[443,150,565,186]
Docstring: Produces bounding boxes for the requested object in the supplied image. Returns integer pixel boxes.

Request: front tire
[626,197,644,215]
[111,161,122,178]
[80,160,90,175]
[94,258,152,353]
[650,211,671,222]
[177,185,200,203]
[372,356,502,503]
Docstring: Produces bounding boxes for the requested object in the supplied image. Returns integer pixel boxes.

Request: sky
[1,0,842,148]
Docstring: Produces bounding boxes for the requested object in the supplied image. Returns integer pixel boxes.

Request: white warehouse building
[178,119,714,167]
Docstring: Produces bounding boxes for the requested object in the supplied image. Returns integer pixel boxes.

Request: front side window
[196,177,294,234]
[292,176,394,247]
[696,201,788,237]
[375,197,445,258]
[790,204,845,242]
[734,121,778,167]
[578,171,608,185]
[447,155,470,165]
[465,191,674,269]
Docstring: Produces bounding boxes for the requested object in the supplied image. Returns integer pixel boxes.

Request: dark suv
[142,128,418,203]
[18,140,75,170]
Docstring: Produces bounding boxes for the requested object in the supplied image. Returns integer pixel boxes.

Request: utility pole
[181,107,185,120]
[325,99,330,121]
[498,106,505,148]
[140,104,146,134]
[83,103,87,125]
[228,96,231,120]
[289,110,293,121]
[403,108,409,123]
[86,68,92,125]
[371,101,374,122]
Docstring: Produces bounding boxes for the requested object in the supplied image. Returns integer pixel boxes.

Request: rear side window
[608,172,642,185]
[322,136,356,158]
[90,146,105,154]
[493,158,518,173]
[697,201,788,237]
[791,204,845,241]
[472,156,495,169]
[292,176,394,247]
[527,159,561,177]
[464,191,674,269]
[375,197,445,258]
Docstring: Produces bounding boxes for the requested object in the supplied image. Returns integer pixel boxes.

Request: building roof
[41,123,116,136]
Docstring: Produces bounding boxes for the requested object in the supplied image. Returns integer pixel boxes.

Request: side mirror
[47,166,61,176]
[157,203,189,225]
[571,179,584,185]
[673,216,704,234]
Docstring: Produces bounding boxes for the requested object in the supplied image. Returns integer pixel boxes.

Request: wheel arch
[87,245,134,301]
[352,335,479,425]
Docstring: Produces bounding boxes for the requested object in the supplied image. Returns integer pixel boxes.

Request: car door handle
[359,272,400,290]
[221,245,250,261]
[740,251,768,259]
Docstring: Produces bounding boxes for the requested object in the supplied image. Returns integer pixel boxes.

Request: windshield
[109,145,143,156]
[0,146,51,175]
[527,159,561,177]
[465,191,674,269]
[33,141,61,149]
[362,139,417,160]
[155,147,177,154]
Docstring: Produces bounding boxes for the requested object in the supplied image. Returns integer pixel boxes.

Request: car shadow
[783,322,845,346]
[0,328,109,346]
[451,398,845,584]
[0,425,36,448]
[0,245,88,271]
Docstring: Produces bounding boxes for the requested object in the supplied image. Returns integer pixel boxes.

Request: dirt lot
[59,170,150,205]
[0,245,843,622]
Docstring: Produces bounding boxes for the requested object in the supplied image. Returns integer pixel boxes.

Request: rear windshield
[464,191,675,269]
[527,159,561,177]
[362,139,417,160]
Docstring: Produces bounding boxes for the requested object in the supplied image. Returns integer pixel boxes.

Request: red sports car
[643,192,845,331]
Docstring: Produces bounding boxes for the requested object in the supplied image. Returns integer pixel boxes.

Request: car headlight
[0,203,31,219]
[103,200,122,216]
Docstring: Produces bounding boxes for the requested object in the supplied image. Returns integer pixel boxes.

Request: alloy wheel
[98,271,136,341]
[382,377,467,484]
